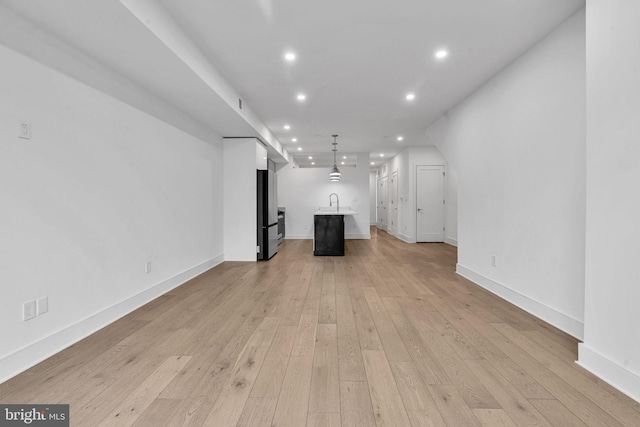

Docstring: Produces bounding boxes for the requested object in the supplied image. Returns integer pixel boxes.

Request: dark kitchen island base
[314,215,345,256]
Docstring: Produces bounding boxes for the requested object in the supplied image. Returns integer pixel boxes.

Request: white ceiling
[0,0,584,166]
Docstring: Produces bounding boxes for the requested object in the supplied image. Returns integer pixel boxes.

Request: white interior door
[416,165,445,242]
[389,171,398,234]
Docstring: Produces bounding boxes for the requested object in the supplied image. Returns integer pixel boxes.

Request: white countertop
[314,206,357,216]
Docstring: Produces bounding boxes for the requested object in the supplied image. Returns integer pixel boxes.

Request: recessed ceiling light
[311,162,315,165]
[308,156,313,160]
[284,52,296,62]
[284,124,291,130]
[371,162,375,165]
[435,49,449,59]
[380,154,384,157]
[341,162,345,165]
[406,93,415,101]
[292,138,297,142]
[343,156,346,159]
[297,93,306,101]
[397,136,404,141]
[297,147,302,151]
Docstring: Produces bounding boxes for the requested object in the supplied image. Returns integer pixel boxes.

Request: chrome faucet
[329,193,339,212]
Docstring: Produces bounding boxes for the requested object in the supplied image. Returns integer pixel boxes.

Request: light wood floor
[2,228,640,426]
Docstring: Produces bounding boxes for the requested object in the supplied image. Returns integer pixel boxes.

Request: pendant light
[329,134,342,182]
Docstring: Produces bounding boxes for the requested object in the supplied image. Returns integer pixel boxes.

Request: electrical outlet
[18,120,32,140]
[37,297,48,315]
[23,300,36,321]
[145,261,152,274]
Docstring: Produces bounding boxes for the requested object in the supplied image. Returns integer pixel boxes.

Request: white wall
[278,153,371,239]
[432,9,586,338]
[445,167,458,246]
[223,138,263,261]
[0,45,224,382]
[0,5,221,146]
[579,0,640,402]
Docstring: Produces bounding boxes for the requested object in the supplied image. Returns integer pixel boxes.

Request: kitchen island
[313,207,357,256]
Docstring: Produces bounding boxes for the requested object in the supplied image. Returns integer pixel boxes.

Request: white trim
[397,233,417,244]
[285,235,313,239]
[445,237,458,247]
[0,255,224,384]
[387,230,400,239]
[456,263,584,340]
[577,344,640,404]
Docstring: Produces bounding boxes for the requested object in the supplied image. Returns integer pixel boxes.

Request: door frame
[377,175,388,230]
[389,170,398,235]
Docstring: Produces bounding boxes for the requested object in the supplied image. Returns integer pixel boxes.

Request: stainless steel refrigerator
[257,168,279,260]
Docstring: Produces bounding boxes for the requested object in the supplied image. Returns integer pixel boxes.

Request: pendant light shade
[329,134,342,182]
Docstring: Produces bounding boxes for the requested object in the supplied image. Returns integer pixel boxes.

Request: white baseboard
[285,235,312,239]
[0,255,224,385]
[456,263,584,340]
[577,344,640,403]
[445,237,458,247]
[397,233,416,244]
